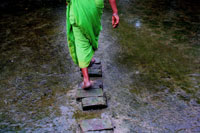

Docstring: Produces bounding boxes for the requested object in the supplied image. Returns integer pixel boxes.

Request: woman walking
[66,0,119,89]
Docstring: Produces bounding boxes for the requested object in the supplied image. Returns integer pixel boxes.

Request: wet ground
[0,0,200,132]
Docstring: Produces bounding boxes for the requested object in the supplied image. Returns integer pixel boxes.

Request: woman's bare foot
[91,58,95,63]
[89,58,96,67]
[81,80,95,89]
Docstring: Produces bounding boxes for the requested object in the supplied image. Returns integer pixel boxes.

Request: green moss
[129,88,140,95]
[197,98,200,104]
[73,110,101,122]
[114,17,198,95]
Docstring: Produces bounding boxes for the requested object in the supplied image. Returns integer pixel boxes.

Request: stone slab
[80,58,102,77]
[89,63,102,69]
[81,67,102,77]
[93,58,101,64]
[78,80,103,90]
[79,118,113,132]
[76,88,103,101]
[94,80,103,89]
[82,96,107,110]
[88,68,102,77]
[80,64,102,71]
[86,130,114,133]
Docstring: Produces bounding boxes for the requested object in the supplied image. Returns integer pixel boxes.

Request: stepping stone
[89,63,102,69]
[82,96,107,111]
[94,80,103,89]
[79,118,114,132]
[81,66,102,77]
[87,131,113,133]
[88,68,102,77]
[78,80,103,90]
[80,64,102,71]
[80,58,102,77]
[93,58,101,64]
[76,88,104,101]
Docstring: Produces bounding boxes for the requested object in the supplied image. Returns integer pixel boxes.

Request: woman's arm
[109,0,119,28]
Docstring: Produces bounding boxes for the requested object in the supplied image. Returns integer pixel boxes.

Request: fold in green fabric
[66,0,103,67]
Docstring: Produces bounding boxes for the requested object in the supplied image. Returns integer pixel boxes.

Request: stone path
[76,59,114,133]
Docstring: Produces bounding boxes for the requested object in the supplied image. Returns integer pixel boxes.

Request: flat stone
[80,64,102,71]
[94,80,103,89]
[82,96,107,110]
[88,68,102,77]
[89,63,102,69]
[78,80,103,90]
[79,118,113,132]
[80,59,102,77]
[81,67,102,77]
[76,88,103,101]
[86,130,114,133]
[93,58,101,64]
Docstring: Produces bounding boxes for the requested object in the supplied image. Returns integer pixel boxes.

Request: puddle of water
[135,20,141,28]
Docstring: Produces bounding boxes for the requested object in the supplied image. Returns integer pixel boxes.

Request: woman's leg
[72,26,94,89]
[80,6,104,89]
[81,68,93,88]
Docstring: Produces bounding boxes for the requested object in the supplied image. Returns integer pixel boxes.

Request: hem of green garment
[78,50,94,68]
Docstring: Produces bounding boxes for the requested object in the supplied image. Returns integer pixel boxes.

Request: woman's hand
[112,13,119,28]
[109,0,119,28]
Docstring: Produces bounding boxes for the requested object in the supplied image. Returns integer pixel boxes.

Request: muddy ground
[0,0,200,132]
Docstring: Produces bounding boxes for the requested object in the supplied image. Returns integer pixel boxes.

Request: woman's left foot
[81,80,95,89]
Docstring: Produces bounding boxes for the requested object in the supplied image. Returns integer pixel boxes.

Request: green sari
[66,0,104,68]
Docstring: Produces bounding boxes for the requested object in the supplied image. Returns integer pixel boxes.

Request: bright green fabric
[95,0,104,8]
[66,0,104,68]
[72,26,95,68]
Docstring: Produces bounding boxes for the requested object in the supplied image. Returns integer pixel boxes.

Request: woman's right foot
[91,58,95,63]
[89,58,96,67]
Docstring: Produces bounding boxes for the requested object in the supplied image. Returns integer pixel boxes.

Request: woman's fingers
[115,15,119,25]
[112,16,115,26]
[112,15,119,28]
